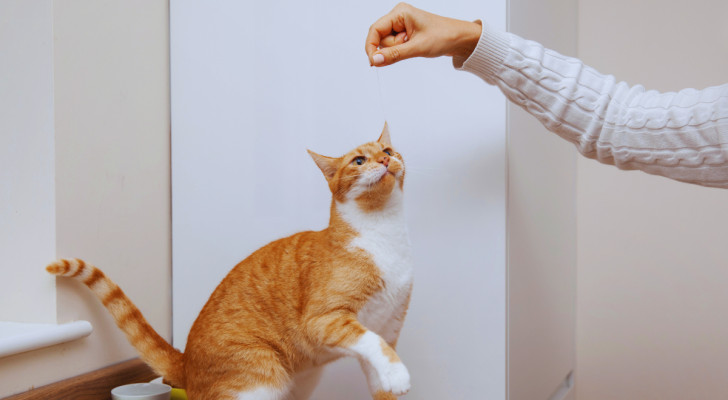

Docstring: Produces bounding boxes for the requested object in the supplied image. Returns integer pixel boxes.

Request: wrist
[452,20,482,59]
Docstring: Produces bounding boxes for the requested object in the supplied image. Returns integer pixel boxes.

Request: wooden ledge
[3,358,158,400]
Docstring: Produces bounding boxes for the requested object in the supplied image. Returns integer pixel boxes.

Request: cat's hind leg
[185,344,293,400]
[234,366,321,400]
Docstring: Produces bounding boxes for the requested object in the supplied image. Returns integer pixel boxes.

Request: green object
[170,388,188,400]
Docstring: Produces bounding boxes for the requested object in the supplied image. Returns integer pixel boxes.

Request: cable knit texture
[456,23,728,188]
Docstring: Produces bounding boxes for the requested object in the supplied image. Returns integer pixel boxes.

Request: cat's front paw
[378,362,410,396]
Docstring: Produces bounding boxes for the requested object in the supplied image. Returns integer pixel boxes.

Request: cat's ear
[377,122,392,146]
[307,150,338,181]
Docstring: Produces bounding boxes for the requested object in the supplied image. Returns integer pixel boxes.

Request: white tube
[0,320,93,358]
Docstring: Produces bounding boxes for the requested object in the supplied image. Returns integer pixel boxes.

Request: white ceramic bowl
[111,382,171,400]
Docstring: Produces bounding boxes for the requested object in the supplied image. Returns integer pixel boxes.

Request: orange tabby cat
[46,124,413,400]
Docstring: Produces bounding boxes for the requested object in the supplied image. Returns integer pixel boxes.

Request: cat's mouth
[377,168,396,182]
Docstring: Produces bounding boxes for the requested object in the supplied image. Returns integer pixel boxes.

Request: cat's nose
[378,156,390,167]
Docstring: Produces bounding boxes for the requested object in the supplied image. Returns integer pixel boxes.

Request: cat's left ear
[377,122,392,146]
[307,150,339,181]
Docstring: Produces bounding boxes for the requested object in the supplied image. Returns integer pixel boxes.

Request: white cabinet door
[171,1,506,398]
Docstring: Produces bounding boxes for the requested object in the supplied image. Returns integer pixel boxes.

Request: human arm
[455,23,728,188]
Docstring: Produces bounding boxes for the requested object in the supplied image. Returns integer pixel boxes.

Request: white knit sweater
[455,24,728,188]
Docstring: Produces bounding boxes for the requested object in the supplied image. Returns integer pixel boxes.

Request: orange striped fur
[46,258,186,387]
[47,124,413,400]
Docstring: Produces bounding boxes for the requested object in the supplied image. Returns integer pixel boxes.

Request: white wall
[171,1,506,398]
[0,0,57,324]
[576,1,728,399]
[0,1,171,397]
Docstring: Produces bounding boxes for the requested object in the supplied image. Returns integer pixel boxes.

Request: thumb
[372,42,417,67]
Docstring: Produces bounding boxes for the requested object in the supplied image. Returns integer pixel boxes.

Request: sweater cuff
[453,22,510,84]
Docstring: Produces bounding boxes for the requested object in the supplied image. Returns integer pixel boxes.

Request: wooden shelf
[3,358,158,400]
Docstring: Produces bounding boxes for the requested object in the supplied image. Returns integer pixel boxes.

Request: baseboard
[3,358,158,400]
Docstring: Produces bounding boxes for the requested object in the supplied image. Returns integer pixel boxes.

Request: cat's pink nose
[378,156,390,167]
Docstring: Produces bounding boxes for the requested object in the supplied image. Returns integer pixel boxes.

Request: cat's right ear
[307,150,339,181]
[377,122,392,146]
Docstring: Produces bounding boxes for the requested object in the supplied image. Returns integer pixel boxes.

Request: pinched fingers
[365,3,416,65]
[365,15,395,62]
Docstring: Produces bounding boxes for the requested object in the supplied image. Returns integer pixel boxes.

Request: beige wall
[576,1,728,399]
[0,0,171,397]
[507,1,577,399]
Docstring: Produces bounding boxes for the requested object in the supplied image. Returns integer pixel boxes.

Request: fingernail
[373,53,385,65]
[404,35,409,42]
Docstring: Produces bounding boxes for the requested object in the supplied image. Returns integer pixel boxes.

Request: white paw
[378,362,411,395]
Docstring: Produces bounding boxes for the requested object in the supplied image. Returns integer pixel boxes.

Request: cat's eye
[383,149,392,156]
[353,156,366,166]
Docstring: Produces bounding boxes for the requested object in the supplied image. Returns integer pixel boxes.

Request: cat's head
[308,123,405,211]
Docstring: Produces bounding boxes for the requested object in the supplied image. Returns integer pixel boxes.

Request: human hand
[365,3,482,67]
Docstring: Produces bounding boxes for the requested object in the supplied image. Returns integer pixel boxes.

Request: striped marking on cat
[46,258,186,388]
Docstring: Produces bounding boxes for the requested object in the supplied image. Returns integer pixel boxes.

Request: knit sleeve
[454,23,728,189]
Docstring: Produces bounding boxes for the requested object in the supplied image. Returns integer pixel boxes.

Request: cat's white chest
[336,192,413,343]
[354,234,413,343]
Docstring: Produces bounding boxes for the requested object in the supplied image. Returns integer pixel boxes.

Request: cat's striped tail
[46,258,186,388]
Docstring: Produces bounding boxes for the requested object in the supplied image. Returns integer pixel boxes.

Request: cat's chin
[352,176,399,211]
[376,172,397,190]
[379,171,396,182]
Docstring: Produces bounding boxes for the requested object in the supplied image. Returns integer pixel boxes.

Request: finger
[365,14,396,61]
[372,41,416,67]
[395,31,409,45]
[379,35,397,48]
